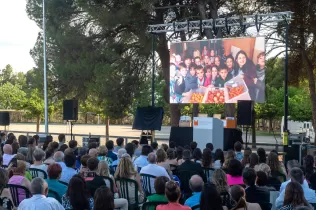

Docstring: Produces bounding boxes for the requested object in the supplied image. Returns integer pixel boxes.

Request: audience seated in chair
[184,175,203,208]
[0,169,14,210]
[147,176,169,210]
[227,159,244,186]
[256,171,277,191]
[276,167,316,209]
[79,154,91,177]
[114,137,125,153]
[267,152,287,183]
[59,153,77,184]
[156,149,173,178]
[45,163,67,199]
[8,160,31,203]
[279,182,313,210]
[256,163,281,191]
[280,160,309,192]
[62,175,94,210]
[115,154,144,204]
[257,148,266,164]
[134,145,151,169]
[200,183,228,210]
[19,177,64,210]
[53,151,66,170]
[97,160,118,194]
[166,148,178,166]
[111,148,127,168]
[3,144,15,166]
[230,185,262,210]
[156,181,191,210]
[212,169,236,209]
[140,152,170,195]
[30,148,48,177]
[106,140,118,163]
[213,149,224,169]
[243,167,270,210]
[234,142,243,162]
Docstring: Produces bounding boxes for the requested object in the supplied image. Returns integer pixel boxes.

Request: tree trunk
[301,50,316,144]
[36,115,41,132]
[105,117,109,141]
[85,113,88,124]
[170,104,181,126]
[252,114,256,149]
[269,119,273,133]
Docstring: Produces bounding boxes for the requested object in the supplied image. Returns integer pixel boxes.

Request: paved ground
[2,123,284,150]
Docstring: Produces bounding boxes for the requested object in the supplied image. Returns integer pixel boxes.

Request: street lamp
[43,0,48,133]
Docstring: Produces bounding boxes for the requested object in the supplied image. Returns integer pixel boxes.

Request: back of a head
[189,175,204,192]
[284,181,306,207]
[68,140,78,149]
[242,167,256,186]
[182,149,191,161]
[54,151,64,162]
[190,141,197,151]
[89,148,99,157]
[200,184,223,210]
[87,157,99,171]
[67,175,90,210]
[287,160,300,171]
[141,145,151,156]
[249,153,259,168]
[161,144,168,152]
[214,149,224,163]
[290,167,304,184]
[169,141,176,149]
[165,181,180,202]
[256,171,268,186]
[154,176,169,195]
[125,143,135,157]
[47,163,62,179]
[256,163,271,176]
[257,148,266,163]
[106,140,114,150]
[3,144,12,154]
[151,142,158,150]
[234,141,242,152]
[156,149,166,163]
[116,137,124,147]
[88,142,98,150]
[230,185,246,210]
[228,159,243,177]
[117,148,127,159]
[206,143,213,151]
[80,155,91,167]
[64,154,76,168]
[192,148,202,161]
[33,148,45,161]
[94,186,114,210]
[147,152,156,164]
[166,148,176,160]
[31,177,46,195]
[58,134,65,143]
[18,135,28,147]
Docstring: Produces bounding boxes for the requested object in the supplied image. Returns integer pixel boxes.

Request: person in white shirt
[3,144,15,166]
[140,152,170,194]
[30,148,48,177]
[54,151,66,170]
[18,177,65,210]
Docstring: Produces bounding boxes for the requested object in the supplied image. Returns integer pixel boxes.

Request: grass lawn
[255,130,281,136]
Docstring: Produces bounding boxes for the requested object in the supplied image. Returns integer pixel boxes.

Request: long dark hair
[249,153,259,168]
[214,149,225,165]
[257,148,266,164]
[201,148,212,168]
[304,155,314,181]
[231,185,248,210]
[67,175,91,210]
[192,148,202,162]
[200,183,224,210]
[284,182,310,208]
[94,186,114,210]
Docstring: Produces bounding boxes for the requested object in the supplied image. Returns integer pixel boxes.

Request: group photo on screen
[169,37,265,104]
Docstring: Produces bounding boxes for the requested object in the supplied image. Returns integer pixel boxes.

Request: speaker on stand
[63,100,78,140]
[0,112,10,131]
[237,100,254,148]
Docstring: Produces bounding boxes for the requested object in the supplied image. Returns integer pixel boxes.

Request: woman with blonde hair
[222,150,236,170]
[231,185,261,210]
[97,160,118,194]
[114,154,144,204]
[156,149,172,178]
[212,169,236,209]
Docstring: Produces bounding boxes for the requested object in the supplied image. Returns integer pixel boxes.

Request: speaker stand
[68,121,74,140]
[245,126,249,148]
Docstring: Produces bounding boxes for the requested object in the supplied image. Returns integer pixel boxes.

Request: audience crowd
[0,132,315,210]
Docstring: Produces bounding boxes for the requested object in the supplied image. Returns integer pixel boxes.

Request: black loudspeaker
[224,128,243,151]
[237,100,254,126]
[0,112,10,126]
[169,127,193,148]
[63,100,78,121]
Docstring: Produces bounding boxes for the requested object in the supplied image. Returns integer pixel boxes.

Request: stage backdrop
[169,37,265,104]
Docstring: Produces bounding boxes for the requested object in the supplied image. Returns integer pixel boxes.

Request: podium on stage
[193,117,224,150]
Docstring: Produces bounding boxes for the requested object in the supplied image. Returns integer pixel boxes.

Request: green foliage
[0,82,26,109]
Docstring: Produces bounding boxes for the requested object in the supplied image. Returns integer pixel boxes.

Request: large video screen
[169,37,265,104]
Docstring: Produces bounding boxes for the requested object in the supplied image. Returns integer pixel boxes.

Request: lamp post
[43,0,48,133]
